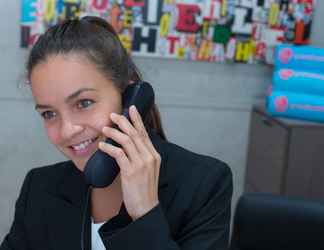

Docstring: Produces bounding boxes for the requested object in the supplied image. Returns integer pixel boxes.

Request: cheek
[89,111,113,132]
[89,103,122,131]
[45,124,61,146]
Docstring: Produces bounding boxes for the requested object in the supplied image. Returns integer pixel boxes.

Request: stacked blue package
[267,91,324,123]
[267,44,324,123]
[273,69,324,96]
[274,45,324,73]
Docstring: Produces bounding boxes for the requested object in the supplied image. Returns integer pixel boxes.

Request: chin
[73,160,87,172]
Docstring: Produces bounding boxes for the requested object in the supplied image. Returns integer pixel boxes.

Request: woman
[1,16,233,250]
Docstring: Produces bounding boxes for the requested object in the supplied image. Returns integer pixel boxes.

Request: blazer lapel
[45,162,90,250]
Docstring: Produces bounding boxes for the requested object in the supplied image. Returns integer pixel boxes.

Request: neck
[90,174,123,223]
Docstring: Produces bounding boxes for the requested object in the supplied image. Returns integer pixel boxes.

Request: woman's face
[30,54,122,171]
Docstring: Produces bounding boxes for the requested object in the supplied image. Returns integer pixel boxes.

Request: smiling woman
[31,54,122,170]
[0,16,233,250]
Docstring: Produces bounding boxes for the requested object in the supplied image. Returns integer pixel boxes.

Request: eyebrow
[35,88,97,110]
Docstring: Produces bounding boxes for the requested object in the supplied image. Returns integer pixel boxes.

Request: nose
[60,117,84,142]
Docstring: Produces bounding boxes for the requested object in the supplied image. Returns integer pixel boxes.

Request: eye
[41,110,56,120]
[77,99,95,109]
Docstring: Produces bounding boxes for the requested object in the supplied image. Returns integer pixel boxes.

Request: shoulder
[161,139,232,187]
[158,138,233,211]
[28,161,73,178]
[23,161,75,189]
[13,161,76,212]
[158,139,233,234]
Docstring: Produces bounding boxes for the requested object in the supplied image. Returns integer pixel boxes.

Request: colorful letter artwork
[21,0,315,64]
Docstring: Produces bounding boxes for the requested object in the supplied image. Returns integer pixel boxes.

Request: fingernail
[98,142,104,148]
[110,112,117,119]
[130,105,137,112]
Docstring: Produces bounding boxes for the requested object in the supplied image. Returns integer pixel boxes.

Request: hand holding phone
[98,105,161,220]
[83,81,154,188]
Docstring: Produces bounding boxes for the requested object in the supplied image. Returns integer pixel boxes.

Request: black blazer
[1,131,233,250]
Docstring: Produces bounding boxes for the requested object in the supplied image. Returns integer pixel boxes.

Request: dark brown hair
[27,16,166,140]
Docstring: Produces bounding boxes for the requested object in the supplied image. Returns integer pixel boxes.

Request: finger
[129,106,161,183]
[102,126,141,164]
[111,112,153,163]
[129,105,148,138]
[110,112,138,139]
[98,141,131,172]
[129,105,160,157]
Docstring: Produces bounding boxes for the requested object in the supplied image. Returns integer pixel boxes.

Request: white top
[91,218,107,250]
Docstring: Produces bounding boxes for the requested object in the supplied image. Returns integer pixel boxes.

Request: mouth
[69,136,100,157]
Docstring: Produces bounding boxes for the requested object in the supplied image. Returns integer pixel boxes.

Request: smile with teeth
[71,137,98,151]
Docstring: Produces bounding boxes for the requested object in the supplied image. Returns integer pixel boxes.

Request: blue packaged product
[273,69,324,96]
[267,90,324,122]
[274,44,324,73]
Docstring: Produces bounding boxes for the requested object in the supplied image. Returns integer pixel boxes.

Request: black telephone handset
[83,81,155,188]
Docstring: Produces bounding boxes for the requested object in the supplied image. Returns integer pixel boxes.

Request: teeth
[72,138,95,151]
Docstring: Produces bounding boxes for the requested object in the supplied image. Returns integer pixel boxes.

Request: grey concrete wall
[1,1,323,242]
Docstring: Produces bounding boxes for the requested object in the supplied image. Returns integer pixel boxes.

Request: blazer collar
[57,162,88,209]
[56,129,169,209]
